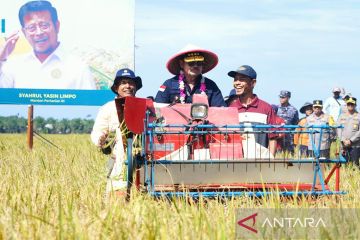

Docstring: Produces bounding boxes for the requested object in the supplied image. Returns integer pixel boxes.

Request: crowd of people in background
[268,88,359,168]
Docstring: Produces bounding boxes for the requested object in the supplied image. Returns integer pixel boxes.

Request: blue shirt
[276,104,299,125]
[275,103,299,150]
[155,75,226,107]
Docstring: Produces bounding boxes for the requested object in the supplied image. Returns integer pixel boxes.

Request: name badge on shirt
[51,68,62,79]
[353,123,359,131]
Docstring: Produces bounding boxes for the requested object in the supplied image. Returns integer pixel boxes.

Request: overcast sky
[2,0,360,119]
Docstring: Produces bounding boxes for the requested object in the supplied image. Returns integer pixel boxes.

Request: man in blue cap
[226,65,278,157]
[91,68,142,199]
[274,90,299,155]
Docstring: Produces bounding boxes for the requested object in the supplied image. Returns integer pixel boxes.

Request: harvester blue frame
[126,113,346,198]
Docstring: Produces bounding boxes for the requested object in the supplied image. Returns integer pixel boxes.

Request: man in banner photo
[0,0,96,89]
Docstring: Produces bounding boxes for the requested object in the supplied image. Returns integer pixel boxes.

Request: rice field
[0,134,360,239]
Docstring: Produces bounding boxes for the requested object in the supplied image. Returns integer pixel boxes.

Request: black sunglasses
[187,61,204,67]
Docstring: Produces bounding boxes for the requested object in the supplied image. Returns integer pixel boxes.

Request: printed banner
[0,0,134,105]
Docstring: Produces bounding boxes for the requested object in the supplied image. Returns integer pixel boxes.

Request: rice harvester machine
[121,95,346,198]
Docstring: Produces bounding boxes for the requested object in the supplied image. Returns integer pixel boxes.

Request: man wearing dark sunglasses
[155,44,226,107]
[323,87,346,122]
[337,97,360,168]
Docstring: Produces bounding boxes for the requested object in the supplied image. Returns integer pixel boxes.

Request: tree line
[0,116,94,134]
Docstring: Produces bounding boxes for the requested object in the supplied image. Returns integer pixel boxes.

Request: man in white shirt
[323,87,346,122]
[91,68,142,197]
[0,0,96,89]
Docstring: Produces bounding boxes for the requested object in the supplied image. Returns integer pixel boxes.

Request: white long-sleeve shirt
[323,96,345,122]
[91,100,120,146]
[91,99,127,192]
[0,44,96,90]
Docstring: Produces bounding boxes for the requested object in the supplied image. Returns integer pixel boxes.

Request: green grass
[0,134,360,239]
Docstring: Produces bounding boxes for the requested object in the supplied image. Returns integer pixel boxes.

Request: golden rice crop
[0,134,360,239]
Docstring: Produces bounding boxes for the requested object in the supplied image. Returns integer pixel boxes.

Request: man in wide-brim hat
[155,44,226,107]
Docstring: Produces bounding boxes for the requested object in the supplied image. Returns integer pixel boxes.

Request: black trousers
[344,147,360,167]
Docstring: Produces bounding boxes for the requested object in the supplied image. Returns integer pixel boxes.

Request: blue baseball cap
[111,68,142,94]
[228,65,257,79]
[279,90,291,98]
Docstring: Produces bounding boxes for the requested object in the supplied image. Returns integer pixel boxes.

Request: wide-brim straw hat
[166,44,218,75]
